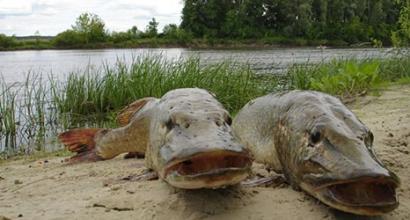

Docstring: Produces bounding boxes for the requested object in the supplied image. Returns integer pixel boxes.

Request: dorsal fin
[116,97,156,126]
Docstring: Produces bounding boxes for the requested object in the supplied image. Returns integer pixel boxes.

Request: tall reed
[52,56,274,124]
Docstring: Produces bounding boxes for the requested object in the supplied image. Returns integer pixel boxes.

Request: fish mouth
[162,150,252,189]
[315,177,399,215]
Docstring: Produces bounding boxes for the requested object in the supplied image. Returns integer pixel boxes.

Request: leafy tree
[392,0,410,46]
[145,18,159,37]
[34,30,41,45]
[53,30,87,47]
[162,24,178,37]
[129,26,140,37]
[0,34,17,48]
[162,24,193,43]
[72,12,107,43]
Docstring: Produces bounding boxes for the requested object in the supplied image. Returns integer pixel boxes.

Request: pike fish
[59,88,252,189]
[232,90,400,216]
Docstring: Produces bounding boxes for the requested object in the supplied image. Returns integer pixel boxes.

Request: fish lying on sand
[59,88,252,189]
[232,90,400,216]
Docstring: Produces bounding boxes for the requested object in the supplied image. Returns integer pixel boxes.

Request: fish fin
[116,97,156,126]
[123,152,145,159]
[58,128,104,163]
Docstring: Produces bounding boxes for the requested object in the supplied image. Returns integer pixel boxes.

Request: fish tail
[58,128,105,163]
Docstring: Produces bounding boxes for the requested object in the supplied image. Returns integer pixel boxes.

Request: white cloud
[0,0,183,36]
[0,0,32,15]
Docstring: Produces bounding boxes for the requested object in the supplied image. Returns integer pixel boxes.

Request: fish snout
[301,145,400,215]
[160,141,252,189]
[307,164,400,216]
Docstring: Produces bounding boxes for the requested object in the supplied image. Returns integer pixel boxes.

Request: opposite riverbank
[0,84,409,219]
[0,37,378,52]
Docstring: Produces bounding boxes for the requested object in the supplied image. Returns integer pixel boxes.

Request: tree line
[181,0,410,46]
[53,13,194,48]
[0,13,191,50]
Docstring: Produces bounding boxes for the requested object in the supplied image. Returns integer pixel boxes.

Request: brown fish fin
[58,128,105,163]
[116,97,156,126]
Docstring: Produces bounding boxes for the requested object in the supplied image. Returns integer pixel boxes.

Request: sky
[0,0,183,36]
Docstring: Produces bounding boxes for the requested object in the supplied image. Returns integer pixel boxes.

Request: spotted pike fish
[59,88,252,189]
[232,90,400,216]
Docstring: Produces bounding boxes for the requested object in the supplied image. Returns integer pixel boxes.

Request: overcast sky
[0,0,183,36]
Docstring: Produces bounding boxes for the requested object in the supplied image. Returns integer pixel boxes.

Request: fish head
[280,96,400,215]
[149,89,252,189]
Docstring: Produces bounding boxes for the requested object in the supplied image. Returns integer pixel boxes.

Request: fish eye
[226,116,232,126]
[309,131,322,145]
[165,118,175,130]
[364,132,374,146]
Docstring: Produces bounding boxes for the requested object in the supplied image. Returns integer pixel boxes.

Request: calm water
[0,47,395,83]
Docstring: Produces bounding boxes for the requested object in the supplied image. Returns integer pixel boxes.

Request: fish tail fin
[58,128,105,163]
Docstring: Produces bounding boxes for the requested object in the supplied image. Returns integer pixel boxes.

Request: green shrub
[53,30,86,47]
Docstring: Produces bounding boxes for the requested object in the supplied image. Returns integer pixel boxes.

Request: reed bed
[52,56,275,123]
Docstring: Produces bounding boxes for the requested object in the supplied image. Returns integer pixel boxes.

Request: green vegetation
[52,57,270,125]
[392,0,410,46]
[287,54,410,98]
[181,0,409,46]
[1,1,410,50]
[1,54,410,157]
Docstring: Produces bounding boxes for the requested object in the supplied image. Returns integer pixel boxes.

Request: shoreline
[0,39,381,52]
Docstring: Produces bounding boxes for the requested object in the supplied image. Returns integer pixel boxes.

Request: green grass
[287,55,410,99]
[52,56,275,123]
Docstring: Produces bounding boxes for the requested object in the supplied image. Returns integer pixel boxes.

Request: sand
[1,85,409,220]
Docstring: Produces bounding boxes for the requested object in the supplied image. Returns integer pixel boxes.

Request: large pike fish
[232,90,400,216]
[59,88,252,189]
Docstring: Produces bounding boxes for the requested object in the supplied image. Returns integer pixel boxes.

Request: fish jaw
[301,174,400,216]
[160,150,252,189]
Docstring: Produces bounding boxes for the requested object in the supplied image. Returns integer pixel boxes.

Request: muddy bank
[1,85,409,220]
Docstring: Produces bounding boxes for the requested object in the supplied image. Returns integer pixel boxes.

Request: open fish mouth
[163,150,252,189]
[318,177,399,215]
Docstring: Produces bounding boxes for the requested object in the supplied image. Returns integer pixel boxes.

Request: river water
[0,47,395,83]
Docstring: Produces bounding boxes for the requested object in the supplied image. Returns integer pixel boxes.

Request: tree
[72,12,107,43]
[0,34,17,48]
[53,30,86,47]
[392,2,410,46]
[162,24,178,37]
[129,26,139,37]
[34,30,41,45]
[145,18,159,37]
